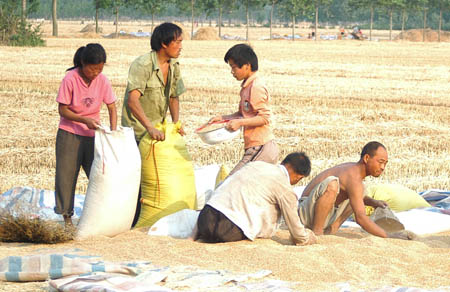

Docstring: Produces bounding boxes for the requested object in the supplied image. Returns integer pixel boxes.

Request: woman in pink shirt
[54,43,117,227]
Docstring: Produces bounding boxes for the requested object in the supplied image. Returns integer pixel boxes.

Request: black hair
[360,141,386,160]
[67,43,106,71]
[150,22,183,51]
[281,152,311,177]
[224,43,258,71]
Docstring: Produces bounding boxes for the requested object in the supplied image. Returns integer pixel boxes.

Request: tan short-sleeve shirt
[239,73,274,149]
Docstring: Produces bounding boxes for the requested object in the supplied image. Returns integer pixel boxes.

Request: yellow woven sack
[365,184,431,216]
[215,164,229,189]
[135,121,197,228]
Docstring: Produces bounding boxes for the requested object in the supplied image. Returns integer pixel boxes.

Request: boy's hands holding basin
[225,119,242,132]
[208,115,223,124]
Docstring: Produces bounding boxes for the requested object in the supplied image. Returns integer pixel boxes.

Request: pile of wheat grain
[192,27,220,40]
[395,29,450,42]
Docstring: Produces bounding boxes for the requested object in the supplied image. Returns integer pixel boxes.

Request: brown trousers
[228,140,279,177]
[54,129,94,216]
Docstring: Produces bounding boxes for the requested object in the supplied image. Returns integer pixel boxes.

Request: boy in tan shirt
[208,44,278,176]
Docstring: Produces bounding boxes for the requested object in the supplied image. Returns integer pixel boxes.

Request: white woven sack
[76,126,141,239]
[194,164,220,210]
[148,209,200,239]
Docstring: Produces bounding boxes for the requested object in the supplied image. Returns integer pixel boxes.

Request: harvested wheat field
[0,21,450,291]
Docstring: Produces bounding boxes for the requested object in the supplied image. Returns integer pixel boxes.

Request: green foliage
[127,0,166,15]
[9,22,45,47]
[278,0,312,18]
[222,0,239,13]
[95,0,112,9]
[0,0,45,46]
[429,0,450,10]
[202,0,219,17]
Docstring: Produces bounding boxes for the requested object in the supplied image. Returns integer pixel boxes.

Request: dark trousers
[54,129,94,216]
[132,186,142,227]
[197,205,247,243]
[132,139,142,227]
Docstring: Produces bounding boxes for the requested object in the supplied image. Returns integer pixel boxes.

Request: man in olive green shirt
[122,22,187,226]
[122,22,186,142]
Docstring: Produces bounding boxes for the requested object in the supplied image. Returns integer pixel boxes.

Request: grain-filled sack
[135,121,196,228]
[365,184,431,216]
[76,126,141,239]
[215,164,229,189]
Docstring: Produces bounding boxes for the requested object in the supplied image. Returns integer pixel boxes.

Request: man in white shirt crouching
[195,152,317,246]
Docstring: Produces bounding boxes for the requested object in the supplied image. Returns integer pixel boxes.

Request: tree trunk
[246,0,249,41]
[151,12,154,33]
[218,4,222,38]
[52,0,58,37]
[292,14,295,41]
[315,3,318,41]
[270,0,274,40]
[95,7,99,34]
[423,8,427,42]
[191,0,194,38]
[401,9,405,33]
[370,5,373,41]
[389,9,392,41]
[115,5,118,38]
[21,0,26,24]
[438,8,442,42]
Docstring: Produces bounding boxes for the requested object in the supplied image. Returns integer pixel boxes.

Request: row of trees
[47,0,449,41]
[349,0,450,41]
[2,0,449,46]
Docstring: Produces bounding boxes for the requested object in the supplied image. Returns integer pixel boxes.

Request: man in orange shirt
[208,44,278,177]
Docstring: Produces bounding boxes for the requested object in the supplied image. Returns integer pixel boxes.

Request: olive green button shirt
[121,50,186,142]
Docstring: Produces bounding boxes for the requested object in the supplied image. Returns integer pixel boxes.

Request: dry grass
[0,209,75,243]
[0,21,449,196]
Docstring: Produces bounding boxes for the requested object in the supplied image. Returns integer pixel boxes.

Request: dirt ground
[0,228,449,292]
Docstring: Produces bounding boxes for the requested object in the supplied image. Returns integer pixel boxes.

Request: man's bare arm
[363,196,388,209]
[347,181,388,238]
[169,96,185,136]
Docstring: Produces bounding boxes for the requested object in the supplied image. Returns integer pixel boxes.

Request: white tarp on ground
[0,186,84,221]
[341,208,450,235]
[395,209,450,235]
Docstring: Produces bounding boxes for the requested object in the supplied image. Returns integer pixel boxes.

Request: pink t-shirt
[56,68,116,137]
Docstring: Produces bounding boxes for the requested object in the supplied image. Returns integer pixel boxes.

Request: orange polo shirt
[239,73,274,149]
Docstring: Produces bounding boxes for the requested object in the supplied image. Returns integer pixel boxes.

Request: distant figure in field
[206,44,278,178]
[339,27,345,40]
[298,141,413,240]
[351,26,363,40]
[195,152,317,245]
[54,43,117,227]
